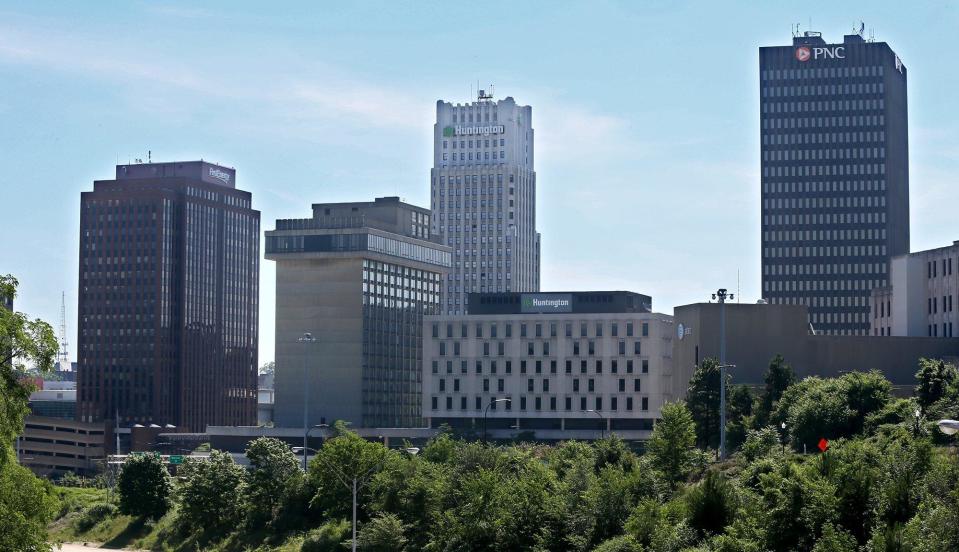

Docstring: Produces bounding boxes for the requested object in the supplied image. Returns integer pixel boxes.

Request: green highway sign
[169,455,184,465]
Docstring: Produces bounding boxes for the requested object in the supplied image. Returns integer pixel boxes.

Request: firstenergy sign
[521,294,572,313]
[443,125,506,137]
[795,45,845,62]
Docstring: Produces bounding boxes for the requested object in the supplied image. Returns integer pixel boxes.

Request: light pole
[303,445,420,552]
[483,398,511,443]
[299,332,316,472]
[712,288,733,460]
[780,421,787,454]
[584,409,606,439]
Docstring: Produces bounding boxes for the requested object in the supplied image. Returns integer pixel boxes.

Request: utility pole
[299,332,316,472]
[712,288,734,460]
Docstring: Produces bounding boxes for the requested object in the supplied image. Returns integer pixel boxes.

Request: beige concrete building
[422,292,674,440]
[17,415,106,476]
[266,197,451,428]
[872,240,959,337]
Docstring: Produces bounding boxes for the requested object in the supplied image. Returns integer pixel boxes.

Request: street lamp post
[712,288,734,460]
[780,422,787,454]
[483,398,511,443]
[301,445,420,552]
[585,409,606,439]
[299,332,316,472]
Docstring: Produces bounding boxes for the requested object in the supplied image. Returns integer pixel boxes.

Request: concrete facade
[672,302,959,397]
[423,292,674,440]
[431,94,541,314]
[760,33,909,335]
[266,197,451,429]
[17,415,106,476]
[872,241,959,337]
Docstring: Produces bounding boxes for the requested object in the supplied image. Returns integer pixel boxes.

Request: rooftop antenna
[148,150,151,163]
[58,291,69,368]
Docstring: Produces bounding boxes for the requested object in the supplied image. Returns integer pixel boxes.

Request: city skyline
[2,2,959,364]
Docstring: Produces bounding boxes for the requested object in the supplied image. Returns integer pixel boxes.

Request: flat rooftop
[467,291,652,315]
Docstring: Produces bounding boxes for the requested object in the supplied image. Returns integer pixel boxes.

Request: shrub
[591,534,644,552]
[74,502,118,532]
[301,519,350,552]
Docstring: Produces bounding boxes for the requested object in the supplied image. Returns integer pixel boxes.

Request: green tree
[0,461,59,552]
[117,452,171,520]
[726,385,755,451]
[686,470,738,537]
[176,449,245,532]
[591,534,644,552]
[0,275,58,455]
[686,357,725,449]
[244,437,301,527]
[258,360,276,375]
[356,512,408,551]
[914,358,958,411]
[647,401,697,485]
[308,429,388,520]
[810,524,857,552]
[301,519,351,552]
[760,462,839,552]
[0,275,60,551]
[755,354,796,426]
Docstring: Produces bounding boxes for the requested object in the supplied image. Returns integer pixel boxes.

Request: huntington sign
[443,125,506,137]
[520,293,572,313]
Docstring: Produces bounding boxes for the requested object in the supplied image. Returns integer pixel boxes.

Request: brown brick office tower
[77,161,259,432]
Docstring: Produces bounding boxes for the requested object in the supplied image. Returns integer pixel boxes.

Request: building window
[588,341,595,355]
[535,360,542,374]
[642,397,649,411]
[642,359,649,374]
[642,323,649,337]
[520,396,527,410]
[573,379,580,392]
[520,361,527,374]
[611,360,618,374]
[580,360,587,374]
[626,397,633,411]
[565,397,572,410]
[565,360,572,374]
[634,341,641,355]
[595,397,602,410]
[432,361,438,374]
[595,360,603,374]
[527,379,534,392]
[611,323,619,337]
[542,379,549,392]
[634,379,641,392]
[431,397,438,410]
[626,322,634,337]
[611,397,618,411]
[588,379,595,392]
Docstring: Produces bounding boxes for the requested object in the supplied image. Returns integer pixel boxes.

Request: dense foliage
[117,452,172,520]
[52,355,959,552]
[0,275,60,552]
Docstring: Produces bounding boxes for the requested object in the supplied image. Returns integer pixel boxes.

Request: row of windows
[761,79,885,98]
[764,279,886,293]
[433,321,648,339]
[764,244,888,259]
[762,130,886,147]
[761,64,886,81]
[764,193,886,209]
[442,151,506,161]
[763,146,885,162]
[928,296,955,314]
[430,395,649,412]
[438,376,646,394]
[431,358,651,375]
[763,163,886,179]
[436,339,645,357]
[929,323,955,337]
[928,258,955,278]
[443,138,506,149]
[762,98,885,114]
[765,262,887,277]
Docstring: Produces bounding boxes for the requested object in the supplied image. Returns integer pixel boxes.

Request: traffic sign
[818,438,829,452]
[169,455,184,465]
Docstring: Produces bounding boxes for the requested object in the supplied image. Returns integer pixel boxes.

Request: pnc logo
[796,45,846,62]
[442,126,455,137]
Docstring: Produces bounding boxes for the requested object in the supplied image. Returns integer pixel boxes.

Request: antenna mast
[58,291,69,368]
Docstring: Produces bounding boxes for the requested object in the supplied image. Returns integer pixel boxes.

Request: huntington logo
[443,126,455,137]
[795,46,811,62]
[520,294,573,313]
[208,167,231,185]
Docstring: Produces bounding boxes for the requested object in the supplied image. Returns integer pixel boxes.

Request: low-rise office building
[872,240,959,337]
[673,301,959,396]
[422,291,674,440]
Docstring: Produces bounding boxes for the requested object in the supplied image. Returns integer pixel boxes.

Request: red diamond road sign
[818,438,829,452]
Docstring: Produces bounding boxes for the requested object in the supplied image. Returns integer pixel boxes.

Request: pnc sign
[796,45,845,62]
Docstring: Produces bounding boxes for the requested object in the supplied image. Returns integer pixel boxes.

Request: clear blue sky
[2,1,957,365]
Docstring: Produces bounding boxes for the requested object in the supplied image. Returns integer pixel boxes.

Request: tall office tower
[431,91,541,315]
[760,31,909,335]
[266,197,451,428]
[77,161,260,431]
